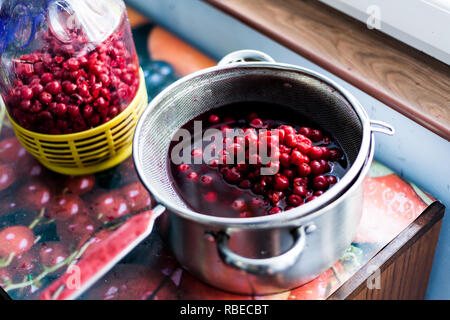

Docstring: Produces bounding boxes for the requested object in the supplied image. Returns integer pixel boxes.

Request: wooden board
[206,0,450,141]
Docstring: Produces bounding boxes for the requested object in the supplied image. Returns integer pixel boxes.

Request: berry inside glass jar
[168,102,348,218]
[1,13,139,135]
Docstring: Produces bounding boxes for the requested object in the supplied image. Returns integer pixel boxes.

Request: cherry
[312,175,329,190]
[298,127,311,137]
[279,153,290,167]
[290,150,307,165]
[9,251,40,275]
[0,137,27,163]
[0,226,35,257]
[239,211,252,218]
[208,114,220,124]
[20,181,51,211]
[45,81,62,95]
[48,194,86,221]
[203,191,217,202]
[57,215,96,244]
[273,174,289,190]
[293,185,308,197]
[308,146,323,160]
[239,179,252,189]
[328,149,342,161]
[39,91,52,104]
[284,134,297,148]
[178,164,190,172]
[20,86,34,100]
[41,73,53,84]
[121,182,152,212]
[268,207,282,214]
[200,175,213,185]
[310,129,323,142]
[0,163,16,191]
[287,194,303,207]
[231,200,246,212]
[38,242,69,269]
[297,163,311,177]
[250,118,264,128]
[326,175,338,185]
[91,192,130,222]
[66,175,95,195]
[310,160,324,175]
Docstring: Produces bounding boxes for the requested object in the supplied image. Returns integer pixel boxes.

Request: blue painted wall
[126,0,449,299]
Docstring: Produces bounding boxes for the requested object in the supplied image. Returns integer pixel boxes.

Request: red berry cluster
[2,22,139,134]
[177,113,343,216]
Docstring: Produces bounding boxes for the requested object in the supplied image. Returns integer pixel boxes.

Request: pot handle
[370,120,395,136]
[216,226,306,275]
[218,49,276,66]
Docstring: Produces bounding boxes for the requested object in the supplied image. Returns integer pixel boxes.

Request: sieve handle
[370,120,395,136]
[218,50,276,66]
[216,226,306,275]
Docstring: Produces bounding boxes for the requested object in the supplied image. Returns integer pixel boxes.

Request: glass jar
[0,0,140,134]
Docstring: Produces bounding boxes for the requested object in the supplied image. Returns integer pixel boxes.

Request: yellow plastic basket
[7,68,148,175]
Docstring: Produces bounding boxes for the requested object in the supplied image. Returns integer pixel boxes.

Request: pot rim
[133,60,373,228]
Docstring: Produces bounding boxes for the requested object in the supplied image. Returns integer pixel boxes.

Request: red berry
[312,175,329,190]
[297,163,311,177]
[279,153,290,167]
[201,175,213,185]
[208,114,220,124]
[41,73,53,84]
[66,175,95,195]
[0,137,27,162]
[186,172,199,181]
[20,181,51,211]
[310,160,324,175]
[45,81,62,95]
[122,182,152,212]
[290,150,307,165]
[308,146,323,160]
[203,191,217,202]
[49,194,86,221]
[39,91,53,104]
[293,185,308,197]
[38,242,69,268]
[273,174,289,190]
[328,149,342,161]
[20,86,34,100]
[268,207,282,215]
[284,134,297,148]
[326,175,338,185]
[0,164,16,191]
[178,164,190,172]
[231,200,246,211]
[92,192,130,222]
[0,226,34,257]
[310,129,323,142]
[287,194,303,207]
[250,118,264,128]
[298,127,311,137]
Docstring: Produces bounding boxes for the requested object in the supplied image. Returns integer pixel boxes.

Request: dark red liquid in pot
[168,102,348,218]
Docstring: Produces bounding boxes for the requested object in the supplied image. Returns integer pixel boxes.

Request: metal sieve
[133,50,394,226]
[132,50,394,294]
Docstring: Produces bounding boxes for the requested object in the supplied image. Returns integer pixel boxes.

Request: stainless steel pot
[133,50,394,295]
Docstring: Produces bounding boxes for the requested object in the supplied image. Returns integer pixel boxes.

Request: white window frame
[319,0,450,65]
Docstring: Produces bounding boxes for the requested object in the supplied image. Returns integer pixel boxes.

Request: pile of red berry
[175,111,344,217]
[2,21,139,134]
